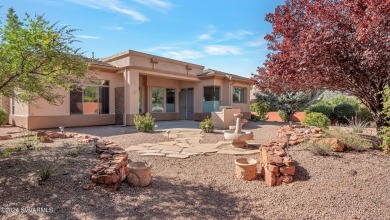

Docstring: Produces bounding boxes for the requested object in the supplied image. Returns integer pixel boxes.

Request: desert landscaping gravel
[0,122,389,219]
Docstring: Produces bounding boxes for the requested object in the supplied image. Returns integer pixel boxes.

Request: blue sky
[2,0,285,78]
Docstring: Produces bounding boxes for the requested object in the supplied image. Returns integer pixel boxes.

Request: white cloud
[146,46,181,52]
[245,36,267,47]
[199,34,211,40]
[198,25,217,41]
[76,35,102,39]
[104,26,124,30]
[133,0,172,10]
[66,0,148,22]
[204,45,241,55]
[218,30,253,42]
[163,50,204,60]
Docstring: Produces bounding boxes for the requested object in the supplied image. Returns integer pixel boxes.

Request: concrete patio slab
[176,143,192,148]
[126,145,151,151]
[152,145,183,152]
[182,147,219,153]
[137,149,162,154]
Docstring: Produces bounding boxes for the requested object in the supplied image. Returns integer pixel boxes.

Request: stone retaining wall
[90,142,129,191]
[260,141,295,186]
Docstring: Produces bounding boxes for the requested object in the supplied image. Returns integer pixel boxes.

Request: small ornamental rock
[82,183,94,190]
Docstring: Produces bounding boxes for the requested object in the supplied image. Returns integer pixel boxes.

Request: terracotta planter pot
[127,162,152,187]
[235,158,257,181]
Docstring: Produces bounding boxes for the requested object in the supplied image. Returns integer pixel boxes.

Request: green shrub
[326,127,372,151]
[358,104,373,122]
[0,146,26,157]
[380,87,390,153]
[302,112,330,129]
[306,103,333,119]
[250,114,261,122]
[134,112,155,132]
[250,102,271,121]
[333,103,357,124]
[379,126,390,153]
[200,117,215,133]
[301,141,333,156]
[0,108,7,125]
[330,95,360,110]
[278,110,288,122]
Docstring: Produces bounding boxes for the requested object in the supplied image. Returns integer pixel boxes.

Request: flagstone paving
[124,129,260,159]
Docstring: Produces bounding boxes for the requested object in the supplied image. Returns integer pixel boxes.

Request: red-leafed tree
[252,0,389,129]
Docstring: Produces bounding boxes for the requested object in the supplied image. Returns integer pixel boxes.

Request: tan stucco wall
[211,108,241,129]
[231,82,251,112]
[9,115,28,128]
[29,70,123,117]
[124,70,140,115]
[27,115,115,130]
[13,99,29,116]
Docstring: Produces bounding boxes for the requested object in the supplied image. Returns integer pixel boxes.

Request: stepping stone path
[124,129,261,159]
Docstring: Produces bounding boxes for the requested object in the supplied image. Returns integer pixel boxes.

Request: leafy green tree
[380,87,390,151]
[0,8,88,104]
[256,91,322,123]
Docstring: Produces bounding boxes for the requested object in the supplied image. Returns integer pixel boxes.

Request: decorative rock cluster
[0,135,12,140]
[90,142,129,191]
[36,131,74,143]
[260,141,295,186]
[278,125,344,152]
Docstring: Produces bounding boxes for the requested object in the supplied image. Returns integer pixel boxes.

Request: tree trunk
[374,114,388,131]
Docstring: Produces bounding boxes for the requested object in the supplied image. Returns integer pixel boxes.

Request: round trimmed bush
[133,112,155,132]
[200,117,215,133]
[278,110,288,122]
[302,112,330,129]
[306,104,333,119]
[0,109,7,125]
[358,104,373,122]
[333,103,357,124]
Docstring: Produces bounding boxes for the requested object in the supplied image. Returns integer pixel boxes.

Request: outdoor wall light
[284,132,292,157]
[166,130,171,140]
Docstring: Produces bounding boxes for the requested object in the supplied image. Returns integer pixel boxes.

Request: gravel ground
[0,122,389,219]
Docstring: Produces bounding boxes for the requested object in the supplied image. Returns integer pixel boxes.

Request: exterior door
[179,88,194,120]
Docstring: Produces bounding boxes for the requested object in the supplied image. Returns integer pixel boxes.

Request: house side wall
[10,70,123,130]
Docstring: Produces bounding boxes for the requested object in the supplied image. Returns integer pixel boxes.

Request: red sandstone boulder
[283,156,295,166]
[313,138,345,152]
[280,175,294,184]
[274,149,287,157]
[280,165,296,175]
[40,136,54,143]
[0,135,12,140]
[264,167,276,187]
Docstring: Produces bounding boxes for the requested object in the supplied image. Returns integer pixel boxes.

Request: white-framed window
[151,87,175,113]
[70,80,110,115]
[233,87,246,103]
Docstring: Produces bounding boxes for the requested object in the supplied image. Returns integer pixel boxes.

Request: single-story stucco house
[2,50,252,130]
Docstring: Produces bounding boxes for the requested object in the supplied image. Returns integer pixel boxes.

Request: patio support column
[124,69,140,125]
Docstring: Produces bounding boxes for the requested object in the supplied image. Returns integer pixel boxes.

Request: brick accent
[114,87,124,125]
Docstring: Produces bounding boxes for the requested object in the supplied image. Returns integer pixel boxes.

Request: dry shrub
[326,127,372,152]
[301,141,333,156]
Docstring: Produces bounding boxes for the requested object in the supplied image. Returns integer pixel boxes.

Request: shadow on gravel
[294,161,310,181]
[0,157,261,220]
